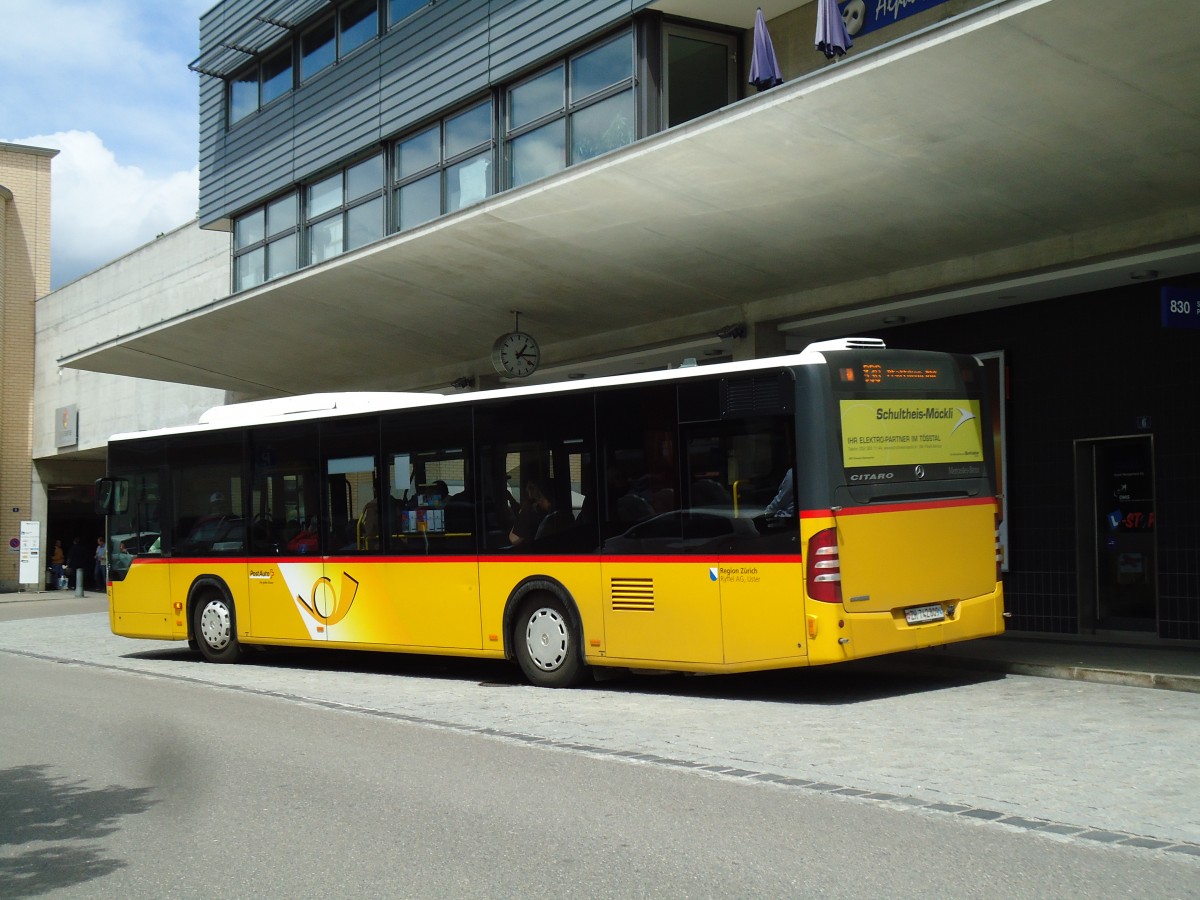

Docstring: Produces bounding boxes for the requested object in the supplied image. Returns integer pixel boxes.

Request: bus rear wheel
[514,595,586,688]
[192,593,242,664]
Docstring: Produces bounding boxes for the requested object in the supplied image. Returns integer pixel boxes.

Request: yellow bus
[95,339,1004,687]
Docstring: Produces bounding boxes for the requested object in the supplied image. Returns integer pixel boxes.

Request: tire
[192,591,242,664]
[514,594,586,688]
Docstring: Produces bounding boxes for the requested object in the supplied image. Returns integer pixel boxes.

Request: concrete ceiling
[62,0,1200,396]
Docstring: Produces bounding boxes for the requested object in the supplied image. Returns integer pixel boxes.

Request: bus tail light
[807,527,842,603]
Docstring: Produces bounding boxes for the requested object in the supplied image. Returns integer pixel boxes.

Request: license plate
[904,603,945,625]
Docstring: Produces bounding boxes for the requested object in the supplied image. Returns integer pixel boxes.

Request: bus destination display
[841,363,944,386]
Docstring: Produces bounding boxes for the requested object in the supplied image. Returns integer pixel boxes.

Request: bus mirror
[94,478,129,515]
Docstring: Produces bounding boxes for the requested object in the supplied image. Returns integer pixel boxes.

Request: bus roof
[106,338,892,443]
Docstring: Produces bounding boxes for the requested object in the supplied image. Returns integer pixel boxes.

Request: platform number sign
[1161,286,1200,330]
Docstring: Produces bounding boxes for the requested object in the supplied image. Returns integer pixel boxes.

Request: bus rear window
[826,352,987,485]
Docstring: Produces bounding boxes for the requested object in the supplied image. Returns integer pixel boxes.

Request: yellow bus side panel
[719,561,807,664]
[477,561,603,658]
[110,561,178,640]
[243,559,484,649]
[600,560,723,665]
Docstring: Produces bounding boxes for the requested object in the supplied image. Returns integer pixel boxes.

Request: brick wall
[0,143,55,590]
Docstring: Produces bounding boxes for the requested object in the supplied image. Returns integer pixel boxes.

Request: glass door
[1075,435,1158,633]
[663,25,738,128]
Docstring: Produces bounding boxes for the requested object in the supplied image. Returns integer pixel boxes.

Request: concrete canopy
[62,0,1200,396]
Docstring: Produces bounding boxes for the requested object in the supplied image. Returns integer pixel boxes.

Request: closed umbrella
[816,0,853,59]
[749,7,783,91]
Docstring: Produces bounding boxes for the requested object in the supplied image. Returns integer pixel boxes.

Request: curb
[914,653,1200,694]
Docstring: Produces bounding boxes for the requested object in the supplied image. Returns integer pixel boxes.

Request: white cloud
[10,131,199,289]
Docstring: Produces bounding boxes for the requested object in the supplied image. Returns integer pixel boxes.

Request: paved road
[7,652,1198,899]
[1,600,1198,859]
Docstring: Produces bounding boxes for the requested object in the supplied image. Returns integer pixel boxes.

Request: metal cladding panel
[378,0,491,137]
[487,0,634,83]
[198,0,641,225]
[219,95,298,218]
[292,46,385,177]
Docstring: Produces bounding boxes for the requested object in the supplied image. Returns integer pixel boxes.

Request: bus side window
[382,407,476,555]
[680,417,798,552]
[597,384,680,541]
[250,424,320,556]
[170,432,245,555]
[476,395,597,553]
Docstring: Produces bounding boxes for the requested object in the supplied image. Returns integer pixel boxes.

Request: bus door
[248,424,324,643]
[597,384,723,665]
[377,409,481,650]
[317,429,379,646]
[684,410,805,666]
[103,456,174,638]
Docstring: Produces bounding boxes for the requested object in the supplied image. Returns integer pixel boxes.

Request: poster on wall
[975,351,1008,572]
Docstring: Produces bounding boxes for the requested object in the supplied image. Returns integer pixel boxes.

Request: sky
[0,0,213,289]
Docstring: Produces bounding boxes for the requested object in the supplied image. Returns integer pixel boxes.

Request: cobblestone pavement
[2,610,1198,861]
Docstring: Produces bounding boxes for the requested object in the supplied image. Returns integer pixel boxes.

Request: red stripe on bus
[801,496,994,518]
[127,553,803,566]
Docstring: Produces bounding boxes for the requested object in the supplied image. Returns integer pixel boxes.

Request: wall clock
[491,329,540,377]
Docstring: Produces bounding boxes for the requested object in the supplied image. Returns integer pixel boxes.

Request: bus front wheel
[514,595,585,688]
[192,592,242,664]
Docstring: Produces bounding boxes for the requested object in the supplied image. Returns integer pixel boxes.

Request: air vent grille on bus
[611,577,654,612]
[721,373,792,417]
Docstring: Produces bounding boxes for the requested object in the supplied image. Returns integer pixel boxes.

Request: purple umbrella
[816,0,853,59]
[749,7,783,91]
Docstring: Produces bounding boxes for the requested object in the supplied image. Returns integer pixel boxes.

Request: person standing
[93,537,107,589]
[49,539,66,589]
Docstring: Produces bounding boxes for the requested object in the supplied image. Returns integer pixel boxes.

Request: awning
[67,0,1200,396]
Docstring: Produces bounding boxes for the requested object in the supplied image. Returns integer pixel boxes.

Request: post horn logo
[297,572,359,626]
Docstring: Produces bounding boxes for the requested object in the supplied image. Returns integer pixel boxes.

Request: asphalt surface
[1,592,1199,860]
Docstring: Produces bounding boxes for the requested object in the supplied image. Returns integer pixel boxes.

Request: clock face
[491,331,540,377]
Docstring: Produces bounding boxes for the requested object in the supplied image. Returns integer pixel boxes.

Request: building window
[229,69,259,125]
[389,0,426,27]
[301,16,337,81]
[393,100,493,232]
[228,2,376,124]
[233,192,300,291]
[340,0,379,56]
[261,47,294,106]
[229,46,294,125]
[506,31,634,189]
[306,155,385,264]
[300,1,378,82]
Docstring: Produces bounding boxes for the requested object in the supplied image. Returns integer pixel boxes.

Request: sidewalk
[3,589,1199,692]
[911,634,1200,694]
[0,587,97,602]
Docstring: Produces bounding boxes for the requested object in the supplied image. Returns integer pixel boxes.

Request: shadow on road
[124,643,1001,705]
[0,764,155,898]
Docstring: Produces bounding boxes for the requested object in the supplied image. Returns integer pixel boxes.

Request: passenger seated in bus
[763,468,796,518]
[535,481,574,539]
[288,517,320,553]
[508,479,553,547]
[359,488,380,550]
